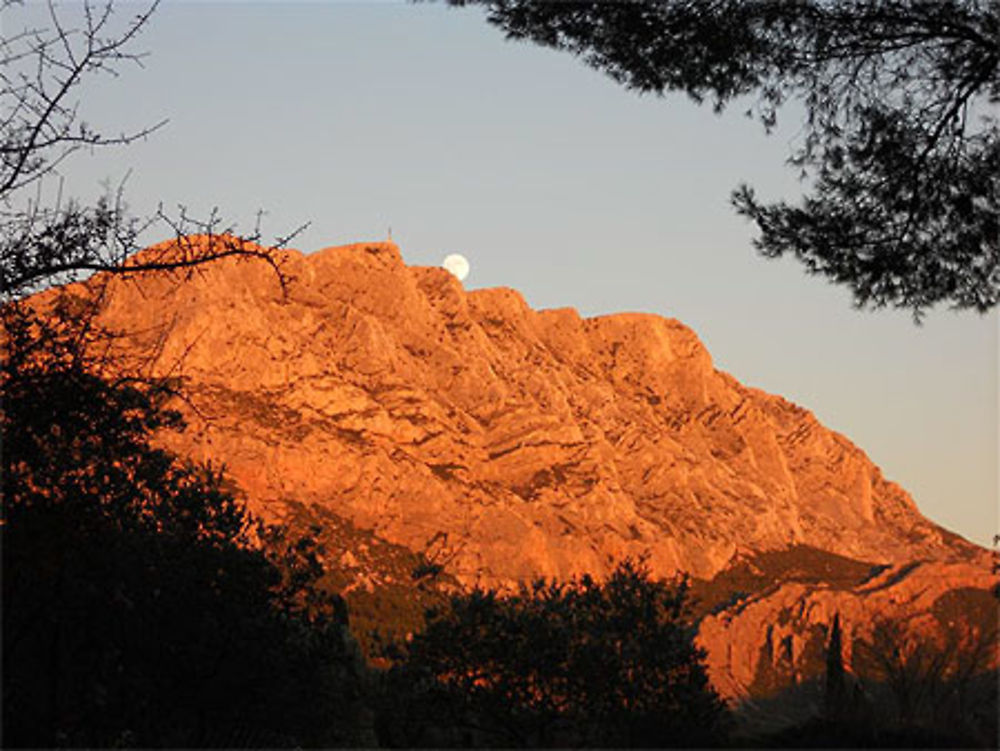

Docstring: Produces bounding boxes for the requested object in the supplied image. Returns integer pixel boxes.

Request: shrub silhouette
[376,559,730,748]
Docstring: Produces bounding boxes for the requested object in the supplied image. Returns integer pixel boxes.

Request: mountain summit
[70,236,994,698]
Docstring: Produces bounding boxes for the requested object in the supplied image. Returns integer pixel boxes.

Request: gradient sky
[11,1,997,547]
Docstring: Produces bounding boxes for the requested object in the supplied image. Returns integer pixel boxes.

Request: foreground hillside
[52,236,996,699]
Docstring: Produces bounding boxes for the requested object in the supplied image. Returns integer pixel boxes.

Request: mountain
[52,236,997,701]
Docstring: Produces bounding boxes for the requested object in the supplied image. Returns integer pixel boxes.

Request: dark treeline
[2,1,997,746]
[1,295,373,747]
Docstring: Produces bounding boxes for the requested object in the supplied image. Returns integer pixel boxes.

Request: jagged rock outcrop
[46,236,996,696]
[693,548,996,699]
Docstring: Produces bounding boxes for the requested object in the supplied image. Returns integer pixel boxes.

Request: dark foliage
[376,559,730,748]
[451,0,1000,316]
[750,714,986,748]
[823,612,846,718]
[1,303,371,747]
[0,6,368,744]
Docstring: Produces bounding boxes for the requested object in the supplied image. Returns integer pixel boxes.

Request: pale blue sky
[11,1,997,547]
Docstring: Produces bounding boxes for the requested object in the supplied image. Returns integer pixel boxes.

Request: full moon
[442,253,470,281]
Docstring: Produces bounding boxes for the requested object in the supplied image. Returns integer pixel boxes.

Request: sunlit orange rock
[54,236,995,695]
[696,554,997,701]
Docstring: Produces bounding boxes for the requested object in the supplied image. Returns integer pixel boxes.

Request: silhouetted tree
[376,559,730,748]
[824,613,847,719]
[451,0,1000,316]
[1,313,371,746]
[1,5,372,745]
[1,0,298,302]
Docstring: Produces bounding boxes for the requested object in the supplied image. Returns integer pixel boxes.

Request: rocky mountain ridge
[54,236,995,698]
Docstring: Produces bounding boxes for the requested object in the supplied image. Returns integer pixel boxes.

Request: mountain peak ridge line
[78,236,979,576]
[38,234,995,699]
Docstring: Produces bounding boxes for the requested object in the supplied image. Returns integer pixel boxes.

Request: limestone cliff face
[694,551,996,700]
[69,236,993,695]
